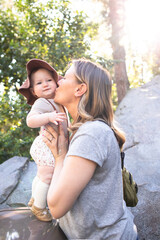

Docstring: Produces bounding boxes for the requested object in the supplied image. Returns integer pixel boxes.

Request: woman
[43,59,138,239]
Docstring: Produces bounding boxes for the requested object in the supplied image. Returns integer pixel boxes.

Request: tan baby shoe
[28,197,34,207]
[31,205,52,222]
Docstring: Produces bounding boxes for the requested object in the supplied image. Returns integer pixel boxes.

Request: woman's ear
[75,83,87,97]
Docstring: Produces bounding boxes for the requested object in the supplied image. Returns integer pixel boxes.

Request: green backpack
[121,152,138,207]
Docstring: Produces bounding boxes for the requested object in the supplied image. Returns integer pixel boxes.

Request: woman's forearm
[47,155,97,220]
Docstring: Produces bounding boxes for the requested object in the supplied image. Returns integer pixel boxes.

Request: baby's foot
[28,197,34,207]
[31,205,52,222]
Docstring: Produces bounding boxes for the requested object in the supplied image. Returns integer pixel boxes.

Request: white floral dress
[29,98,68,166]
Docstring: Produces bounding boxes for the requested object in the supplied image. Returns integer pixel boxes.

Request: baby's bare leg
[37,165,54,184]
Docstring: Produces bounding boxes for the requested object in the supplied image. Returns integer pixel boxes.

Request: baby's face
[31,68,57,99]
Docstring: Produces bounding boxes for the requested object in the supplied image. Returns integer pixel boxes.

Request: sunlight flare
[125,0,160,52]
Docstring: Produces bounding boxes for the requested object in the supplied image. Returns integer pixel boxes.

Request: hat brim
[18,78,38,105]
[27,59,59,82]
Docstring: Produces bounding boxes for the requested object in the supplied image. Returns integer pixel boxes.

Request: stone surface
[6,161,37,207]
[131,187,160,240]
[115,76,160,240]
[0,156,28,204]
[0,156,36,208]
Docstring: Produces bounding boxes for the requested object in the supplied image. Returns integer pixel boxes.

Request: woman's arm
[47,155,97,219]
[26,111,66,128]
[42,123,97,219]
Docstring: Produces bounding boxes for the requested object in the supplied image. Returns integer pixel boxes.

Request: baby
[19,59,68,221]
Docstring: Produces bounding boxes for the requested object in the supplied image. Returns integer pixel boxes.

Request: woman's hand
[42,123,68,160]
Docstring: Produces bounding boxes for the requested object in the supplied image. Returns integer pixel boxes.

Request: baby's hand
[48,111,66,125]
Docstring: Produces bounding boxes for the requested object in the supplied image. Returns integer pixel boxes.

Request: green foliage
[0,0,97,88]
[0,91,38,163]
[0,0,98,163]
[126,54,150,88]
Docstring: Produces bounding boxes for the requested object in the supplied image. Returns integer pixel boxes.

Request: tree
[95,0,129,103]
[0,0,97,89]
[0,0,97,163]
[108,0,130,103]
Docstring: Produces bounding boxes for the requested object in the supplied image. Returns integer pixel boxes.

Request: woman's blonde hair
[70,58,125,150]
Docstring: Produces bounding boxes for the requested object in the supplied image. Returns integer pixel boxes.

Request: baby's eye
[36,82,42,85]
[47,79,52,82]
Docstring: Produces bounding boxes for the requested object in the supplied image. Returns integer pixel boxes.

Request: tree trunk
[109,0,130,103]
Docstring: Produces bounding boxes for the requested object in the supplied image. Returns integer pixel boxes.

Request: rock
[115,76,160,240]
[6,161,37,207]
[116,76,160,150]
[131,187,160,240]
[0,156,37,208]
[0,156,28,204]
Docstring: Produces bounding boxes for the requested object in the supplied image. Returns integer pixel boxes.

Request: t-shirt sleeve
[67,123,110,167]
[31,98,53,114]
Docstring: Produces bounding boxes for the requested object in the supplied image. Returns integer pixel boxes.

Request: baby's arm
[26,111,66,128]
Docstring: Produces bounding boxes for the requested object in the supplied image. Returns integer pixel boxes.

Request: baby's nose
[43,81,48,86]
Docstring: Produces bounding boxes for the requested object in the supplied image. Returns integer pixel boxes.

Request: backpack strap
[121,151,125,169]
[97,119,125,170]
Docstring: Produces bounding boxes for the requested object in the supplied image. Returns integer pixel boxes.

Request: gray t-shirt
[59,121,137,240]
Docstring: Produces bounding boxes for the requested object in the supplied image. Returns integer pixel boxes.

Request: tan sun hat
[18,59,62,105]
